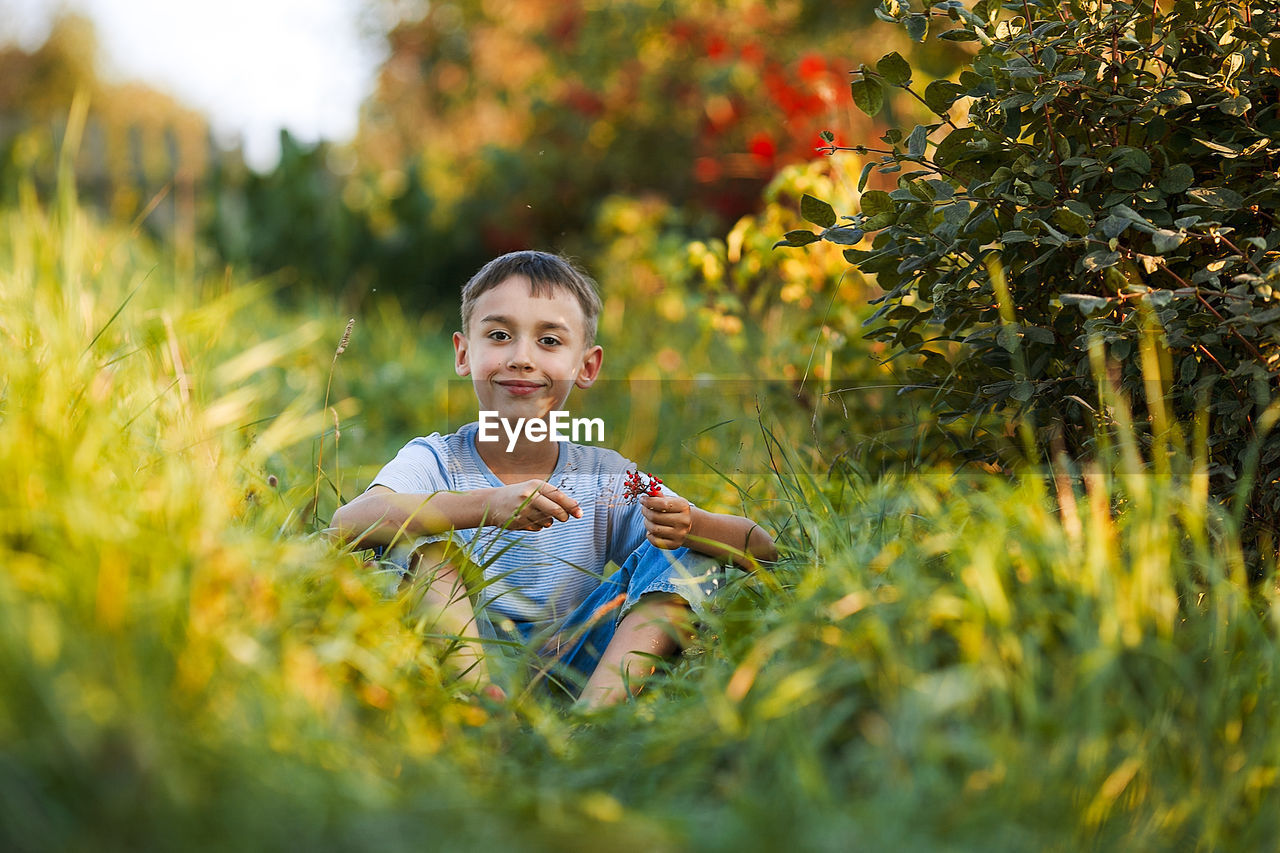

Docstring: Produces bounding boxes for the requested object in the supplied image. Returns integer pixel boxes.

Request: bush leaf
[1060,293,1111,315]
[773,230,820,248]
[905,14,928,41]
[925,80,966,114]
[800,194,837,228]
[1159,163,1195,194]
[876,51,913,86]
[1151,229,1185,254]
[908,125,930,159]
[850,74,885,117]
[1082,250,1121,272]
[860,190,894,217]
[821,226,865,246]
[1185,186,1245,209]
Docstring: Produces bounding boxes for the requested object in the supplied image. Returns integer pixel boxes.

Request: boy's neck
[474,432,562,484]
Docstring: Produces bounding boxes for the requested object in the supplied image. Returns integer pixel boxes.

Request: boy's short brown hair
[460,251,603,345]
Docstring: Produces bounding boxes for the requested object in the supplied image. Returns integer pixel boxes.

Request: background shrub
[789,0,1280,550]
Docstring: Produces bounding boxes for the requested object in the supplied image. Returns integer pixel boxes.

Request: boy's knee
[624,592,696,647]
[404,545,474,607]
[410,541,484,586]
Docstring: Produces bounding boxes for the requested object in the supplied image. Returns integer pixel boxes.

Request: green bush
[787,0,1280,548]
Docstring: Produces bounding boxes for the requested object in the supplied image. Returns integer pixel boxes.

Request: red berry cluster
[623,469,663,503]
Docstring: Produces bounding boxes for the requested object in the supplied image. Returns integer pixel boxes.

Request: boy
[331,251,776,710]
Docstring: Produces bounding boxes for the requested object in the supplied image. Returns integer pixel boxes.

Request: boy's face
[453,275,603,420]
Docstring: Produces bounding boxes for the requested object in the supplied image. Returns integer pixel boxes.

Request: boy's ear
[453,332,471,376]
[574,345,603,390]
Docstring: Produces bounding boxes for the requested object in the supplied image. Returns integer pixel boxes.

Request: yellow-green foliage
[5,173,1280,850]
[0,184,516,847]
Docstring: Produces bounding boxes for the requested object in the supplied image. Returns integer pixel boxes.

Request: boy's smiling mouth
[496,379,546,396]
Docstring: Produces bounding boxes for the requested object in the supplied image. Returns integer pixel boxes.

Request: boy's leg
[553,541,721,711]
[403,542,499,696]
[575,591,695,711]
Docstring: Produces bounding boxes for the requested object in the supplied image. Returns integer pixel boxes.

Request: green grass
[3,184,1280,851]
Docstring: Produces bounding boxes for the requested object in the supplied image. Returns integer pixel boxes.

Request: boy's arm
[331,481,582,548]
[686,507,778,570]
[639,496,777,570]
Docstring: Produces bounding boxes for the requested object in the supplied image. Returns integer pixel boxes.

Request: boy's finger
[643,515,686,535]
[535,494,573,522]
[641,510,672,529]
[642,496,685,514]
[646,531,679,549]
[538,483,583,518]
[642,509,675,527]
[641,503,685,523]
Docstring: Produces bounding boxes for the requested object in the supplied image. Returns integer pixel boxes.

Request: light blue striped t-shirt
[370,422,667,623]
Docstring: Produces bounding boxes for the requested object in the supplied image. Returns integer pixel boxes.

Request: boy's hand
[491,480,582,531]
[639,494,691,549]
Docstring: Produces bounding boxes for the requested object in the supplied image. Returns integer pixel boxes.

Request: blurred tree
[355,0,940,261]
[0,3,967,314]
[0,14,98,117]
[205,131,489,308]
[209,0,949,308]
[0,14,210,264]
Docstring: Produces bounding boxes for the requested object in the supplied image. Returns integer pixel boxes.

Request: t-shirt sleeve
[369,435,454,494]
[367,435,459,560]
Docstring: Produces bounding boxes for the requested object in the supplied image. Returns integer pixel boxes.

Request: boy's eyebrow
[478,314,573,333]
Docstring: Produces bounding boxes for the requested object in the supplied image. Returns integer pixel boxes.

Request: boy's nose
[507,341,535,370]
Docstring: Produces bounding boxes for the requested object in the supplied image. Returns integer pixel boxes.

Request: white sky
[0,0,388,169]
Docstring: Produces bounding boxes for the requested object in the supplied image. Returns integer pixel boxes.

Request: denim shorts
[371,540,726,695]
[489,541,724,686]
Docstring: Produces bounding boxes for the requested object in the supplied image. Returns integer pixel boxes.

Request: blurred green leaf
[821,226,864,245]
[925,80,966,114]
[851,73,886,117]
[775,229,821,248]
[908,125,929,159]
[1082,250,1121,272]
[1151,229,1185,254]
[905,14,929,42]
[860,190,895,217]
[876,51,913,85]
[1185,186,1244,208]
[801,194,837,228]
[1159,163,1195,194]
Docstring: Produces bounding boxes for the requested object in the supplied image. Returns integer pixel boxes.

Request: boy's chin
[483,401,570,420]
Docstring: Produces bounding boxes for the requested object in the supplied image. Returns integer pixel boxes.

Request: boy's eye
[540,336,562,347]
[488,330,510,341]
